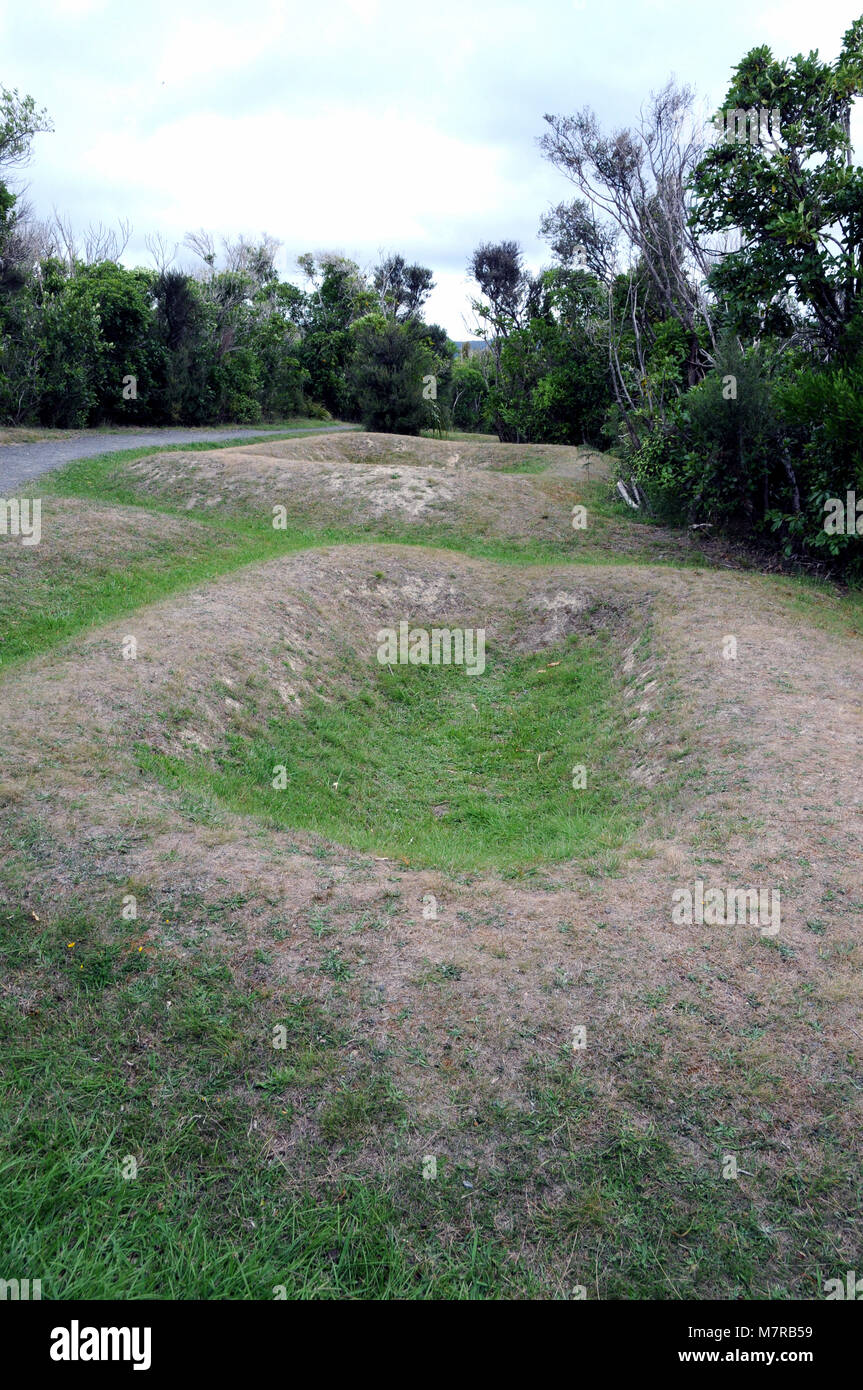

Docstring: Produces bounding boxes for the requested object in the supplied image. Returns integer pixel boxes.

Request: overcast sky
[3,0,861,336]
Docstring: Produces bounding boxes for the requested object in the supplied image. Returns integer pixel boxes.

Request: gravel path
[0,424,357,491]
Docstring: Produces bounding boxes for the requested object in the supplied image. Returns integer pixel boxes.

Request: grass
[0,512,289,670]
[0,904,524,1299]
[2,429,862,1301]
[30,421,360,500]
[135,632,647,872]
[2,891,856,1300]
[4,486,858,679]
[0,501,601,674]
[1,416,347,444]
[5,429,837,676]
[419,429,499,442]
[0,433,665,673]
[491,454,550,474]
[0,426,57,444]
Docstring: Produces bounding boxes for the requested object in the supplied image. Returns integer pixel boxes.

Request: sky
[2,0,861,337]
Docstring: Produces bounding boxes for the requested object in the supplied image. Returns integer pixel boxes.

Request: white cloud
[344,0,382,21]
[49,0,109,14]
[7,0,859,333]
[154,7,289,85]
[79,106,514,246]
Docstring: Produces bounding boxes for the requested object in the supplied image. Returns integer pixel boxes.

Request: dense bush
[768,359,863,577]
[349,316,437,435]
[623,339,863,579]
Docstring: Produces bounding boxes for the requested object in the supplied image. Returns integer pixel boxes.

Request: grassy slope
[137,634,647,874]
[5,435,859,672]
[1,434,862,1299]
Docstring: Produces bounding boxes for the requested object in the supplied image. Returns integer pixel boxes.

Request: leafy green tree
[468,240,534,439]
[34,259,102,426]
[448,358,491,431]
[210,345,261,423]
[65,262,156,421]
[0,86,53,173]
[248,291,308,419]
[296,254,374,415]
[691,18,863,358]
[539,199,618,278]
[0,82,52,254]
[349,315,435,434]
[150,271,214,423]
[0,84,52,360]
[471,262,612,444]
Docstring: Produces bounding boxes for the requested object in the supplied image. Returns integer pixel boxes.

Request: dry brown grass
[3,543,862,1183]
[5,430,863,1297]
[107,433,615,543]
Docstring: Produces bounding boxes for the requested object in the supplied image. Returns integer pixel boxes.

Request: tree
[540,81,718,441]
[248,282,308,419]
[296,253,375,414]
[469,240,529,338]
[539,199,618,279]
[66,261,155,421]
[468,240,534,439]
[489,268,611,445]
[33,258,102,427]
[150,270,214,423]
[373,253,435,321]
[350,315,435,434]
[0,87,52,303]
[448,358,490,431]
[0,87,52,171]
[690,18,863,359]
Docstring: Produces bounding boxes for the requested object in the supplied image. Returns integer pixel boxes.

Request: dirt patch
[106,433,796,575]
[225,431,605,474]
[1,494,217,571]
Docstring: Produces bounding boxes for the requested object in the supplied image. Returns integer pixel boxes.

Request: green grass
[2,890,855,1300]
[35,443,577,551]
[136,632,646,872]
[11,432,847,680]
[0,431,773,674]
[3,431,862,1300]
[0,437,644,674]
[492,455,550,474]
[519,1069,856,1300]
[36,421,358,485]
[0,505,602,675]
[0,904,527,1299]
[0,415,338,441]
[419,429,499,442]
[0,518,290,670]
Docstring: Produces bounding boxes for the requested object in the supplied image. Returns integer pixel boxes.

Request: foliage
[349,315,436,435]
[691,19,863,358]
[3,34,863,579]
